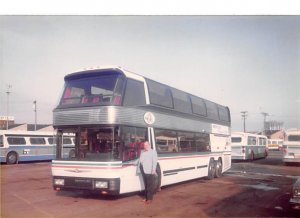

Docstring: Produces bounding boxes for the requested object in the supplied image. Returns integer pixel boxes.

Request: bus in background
[267,139,283,151]
[0,130,75,164]
[51,66,231,196]
[231,132,268,161]
[282,129,300,165]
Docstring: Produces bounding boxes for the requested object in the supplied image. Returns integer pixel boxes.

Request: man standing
[139,141,158,204]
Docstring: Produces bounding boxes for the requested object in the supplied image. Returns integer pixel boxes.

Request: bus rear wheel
[214,159,222,178]
[207,158,215,180]
[7,152,18,165]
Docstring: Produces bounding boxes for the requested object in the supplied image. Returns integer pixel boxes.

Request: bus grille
[65,178,93,189]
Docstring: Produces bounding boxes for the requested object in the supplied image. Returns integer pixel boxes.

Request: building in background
[0,116,15,129]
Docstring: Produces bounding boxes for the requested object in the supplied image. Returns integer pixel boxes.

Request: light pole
[261,112,269,135]
[33,100,37,131]
[6,84,12,130]
[241,111,248,133]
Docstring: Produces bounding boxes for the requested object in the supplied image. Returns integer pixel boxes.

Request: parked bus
[267,139,283,151]
[51,66,231,196]
[0,130,75,164]
[231,132,268,161]
[282,129,300,164]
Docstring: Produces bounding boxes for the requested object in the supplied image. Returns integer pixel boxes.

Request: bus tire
[207,158,215,180]
[153,164,161,193]
[7,152,18,165]
[214,158,222,178]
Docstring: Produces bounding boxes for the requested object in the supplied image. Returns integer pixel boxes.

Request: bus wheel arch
[207,158,216,180]
[6,151,19,164]
[214,158,223,178]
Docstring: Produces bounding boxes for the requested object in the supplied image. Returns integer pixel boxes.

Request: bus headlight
[95,181,108,189]
[54,178,65,186]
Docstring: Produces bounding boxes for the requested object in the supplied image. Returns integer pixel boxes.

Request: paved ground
[1,151,300,217]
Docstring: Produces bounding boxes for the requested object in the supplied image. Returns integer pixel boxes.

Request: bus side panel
[159,155,210,187]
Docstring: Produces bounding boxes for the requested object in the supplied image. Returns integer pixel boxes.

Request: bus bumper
[283,156,300,163]
[53,176,120,195]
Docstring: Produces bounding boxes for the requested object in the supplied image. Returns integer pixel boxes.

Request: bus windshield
[58,75,125,108]
[64,126,147,162]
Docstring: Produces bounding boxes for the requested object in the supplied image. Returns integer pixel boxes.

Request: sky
[0,15,299,132]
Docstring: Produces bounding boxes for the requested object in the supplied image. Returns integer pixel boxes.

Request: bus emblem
[144,112,155,125]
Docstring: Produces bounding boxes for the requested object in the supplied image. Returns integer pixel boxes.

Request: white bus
[0,130,75,164]
[231,132,268,161]
[267,139,283,151]
[282,129,300,164]
[51,66,231,196]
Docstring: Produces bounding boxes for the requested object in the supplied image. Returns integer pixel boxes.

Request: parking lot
[1,150,299,217]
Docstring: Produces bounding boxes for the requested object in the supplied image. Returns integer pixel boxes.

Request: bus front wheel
[7,152,18,165]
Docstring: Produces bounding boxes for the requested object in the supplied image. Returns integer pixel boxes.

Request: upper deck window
[147,79,173,108]
[123,79,146,106]
[171,88,192,114]
[58,74,125,108]
[205,101,219,120]
[190,96,207,116]
[218,106,230,122]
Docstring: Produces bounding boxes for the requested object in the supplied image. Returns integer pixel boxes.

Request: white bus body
[51,66,231,195]
[231,132,268,160]
[0,130,75,164]
[283,129,300,164]
[267,139,283,151]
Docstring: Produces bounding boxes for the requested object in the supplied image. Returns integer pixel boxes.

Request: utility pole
[6,84,12,130]
[261,112,269,135]
[33,100,37,131]
[241,111,248,133]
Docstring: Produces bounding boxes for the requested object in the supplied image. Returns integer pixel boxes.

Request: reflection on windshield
[66,126,147,162]
[59,75,124,107]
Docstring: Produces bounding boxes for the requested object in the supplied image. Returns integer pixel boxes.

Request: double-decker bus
[51,66,231,196]
[0,130,75,164]
[283,129,300,164]
[231,132,268,161]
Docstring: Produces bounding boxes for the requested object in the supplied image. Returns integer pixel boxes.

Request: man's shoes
[141,199,147,202]
[144,200,152,204]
